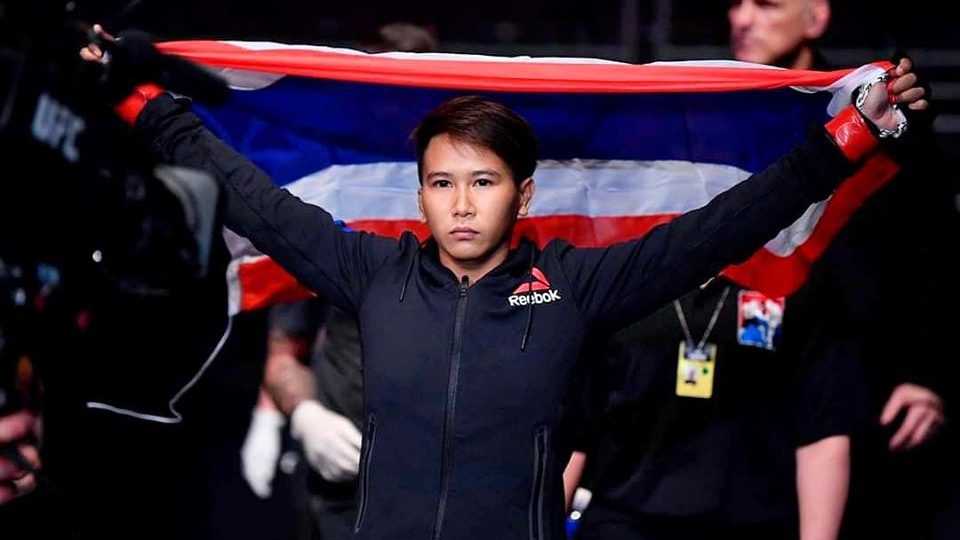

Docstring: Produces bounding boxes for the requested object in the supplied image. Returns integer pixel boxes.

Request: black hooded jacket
[136,94,854,540]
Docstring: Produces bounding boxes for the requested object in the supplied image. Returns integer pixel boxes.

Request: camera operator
[0,4,230,538]
[0,414,39,504]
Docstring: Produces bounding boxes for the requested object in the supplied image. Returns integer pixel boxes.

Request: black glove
[96,29,229,105]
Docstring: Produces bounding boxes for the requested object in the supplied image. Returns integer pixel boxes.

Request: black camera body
[0,2,225,415]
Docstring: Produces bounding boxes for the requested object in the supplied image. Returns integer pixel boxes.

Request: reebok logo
[508,267,562,307]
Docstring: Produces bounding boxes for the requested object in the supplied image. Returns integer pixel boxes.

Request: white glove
[291,400,362,483]
[240,407,285,498]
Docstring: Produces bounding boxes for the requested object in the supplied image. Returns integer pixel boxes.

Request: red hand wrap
[886,78,899,104]
[114,83,164,125]
[825,106,879,163]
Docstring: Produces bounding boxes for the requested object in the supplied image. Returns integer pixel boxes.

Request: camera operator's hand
[0,410,41,504]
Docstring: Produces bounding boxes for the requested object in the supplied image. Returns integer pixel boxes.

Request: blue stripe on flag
[195,77,832,186]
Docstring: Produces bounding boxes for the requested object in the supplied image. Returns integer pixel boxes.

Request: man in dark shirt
[569,276,865,540]
[730,2,959,538]
[567,3,958,539]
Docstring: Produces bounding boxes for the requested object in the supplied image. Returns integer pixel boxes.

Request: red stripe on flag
[157,41,886,94]
[723,154,899,296]
[235,157,898,310]
[236,256,315,312]
[343,215,678,246]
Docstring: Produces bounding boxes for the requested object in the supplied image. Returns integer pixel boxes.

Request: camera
[0,1,226,415]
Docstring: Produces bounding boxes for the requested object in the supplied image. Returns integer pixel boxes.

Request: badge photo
[676,342,717,399]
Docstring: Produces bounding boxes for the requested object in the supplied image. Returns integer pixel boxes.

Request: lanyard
[673,286,730,352]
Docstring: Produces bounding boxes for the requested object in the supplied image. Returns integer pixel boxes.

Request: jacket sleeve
[135,94,398,314]
[557,127,855,330]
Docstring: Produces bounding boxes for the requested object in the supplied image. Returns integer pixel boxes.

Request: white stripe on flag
[280,160,825,258]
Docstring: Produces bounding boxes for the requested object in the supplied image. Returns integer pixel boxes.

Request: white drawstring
[85,314,234,424]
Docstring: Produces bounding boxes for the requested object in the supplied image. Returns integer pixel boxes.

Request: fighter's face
[418,134,533,278]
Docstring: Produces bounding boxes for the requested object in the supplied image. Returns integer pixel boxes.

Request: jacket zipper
[353,413,377,533]
[432,276,469,540]
[529,427,549,540]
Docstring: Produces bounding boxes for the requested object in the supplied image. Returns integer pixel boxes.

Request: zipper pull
[459,275,469,296]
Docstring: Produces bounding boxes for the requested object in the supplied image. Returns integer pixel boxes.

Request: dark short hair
[412,96,538,185]
[363,22,438,53]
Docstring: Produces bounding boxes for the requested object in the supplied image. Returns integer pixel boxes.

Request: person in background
[0,411,39,505]
[565,4,957,539]
[360,21,438,53]
[730,2,959,538]
[567,273,866,540]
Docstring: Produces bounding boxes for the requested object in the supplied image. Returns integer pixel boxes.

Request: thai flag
[158,41,899,314]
